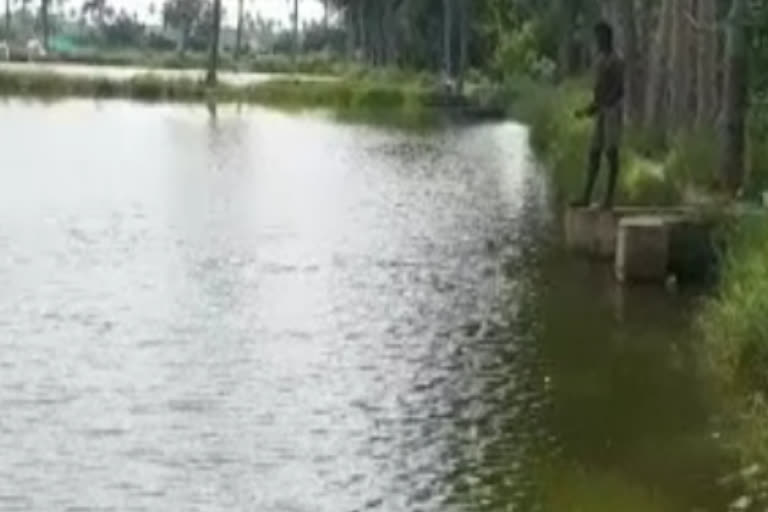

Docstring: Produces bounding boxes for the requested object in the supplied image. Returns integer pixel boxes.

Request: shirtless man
[573,21,625,209]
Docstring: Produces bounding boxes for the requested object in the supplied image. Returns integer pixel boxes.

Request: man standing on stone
[573,21,625,209]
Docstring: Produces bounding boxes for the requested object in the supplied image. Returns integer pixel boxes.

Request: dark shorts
[591,106,623,152]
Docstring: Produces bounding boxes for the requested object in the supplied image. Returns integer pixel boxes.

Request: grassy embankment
[9,49,350,75]
[507,75,768,497]
[0,66,440,112]
[699,217,768,501]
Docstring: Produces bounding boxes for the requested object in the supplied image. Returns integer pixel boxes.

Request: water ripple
[0,102,549,512]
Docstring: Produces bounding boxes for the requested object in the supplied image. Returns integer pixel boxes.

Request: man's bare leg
[602,147,619,209]
[572,148,602,207]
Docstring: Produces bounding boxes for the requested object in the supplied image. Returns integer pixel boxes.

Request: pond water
[0,61,336,85]
[0,100,739,511]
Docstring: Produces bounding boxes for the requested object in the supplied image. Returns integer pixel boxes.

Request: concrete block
[595,210,620,258]
[667,217,718,283]
[565,207,601,254]
[616,216,670,283]
[566,206,691,259]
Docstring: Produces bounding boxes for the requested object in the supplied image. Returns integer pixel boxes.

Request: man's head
[594,21,614,54]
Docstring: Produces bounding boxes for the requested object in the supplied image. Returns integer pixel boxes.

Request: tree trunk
[234,0,244,59]
[370,1,380,65]
[601,0,622,49]
[357,1,367,63]
[41,0,49,51]
[457,0,468,95]
[344,5,354,59]
[292,0,299,61]
[645,0,674,133]
[5,0,10,37]
[180,23,190,56]
[618,0,642,122]
[382,0,396,66]
[442,0,452,80]
[696,0,718,127]
[635,0,655,112]
[720,0,749,193]
[323,0,329,29]
[636,0,654,59]
[669,0,694,128]
[557,0,573,79]
[206,0,222,85]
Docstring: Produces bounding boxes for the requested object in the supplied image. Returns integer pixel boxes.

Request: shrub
[622,154,679,206]
[127,74,168,100]
[664,128,720,193]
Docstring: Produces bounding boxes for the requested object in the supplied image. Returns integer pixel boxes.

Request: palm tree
[442,0,452,82]
[5,0,11,37]
[40,0,49,50]
[81,0,106,26]
[206,0,221,85]
[234,0,244,58]
[456,0,468,94]
[291,0,298,60]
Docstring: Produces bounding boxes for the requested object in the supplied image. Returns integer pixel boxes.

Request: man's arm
[576,57,623,118]
[603,58,624,108]
[575,59,605,118]
[576,92,600,119]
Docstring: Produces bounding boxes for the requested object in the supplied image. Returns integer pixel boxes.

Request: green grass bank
[0,69,435,112]
[698,217,768,502]
[9,49,350,76]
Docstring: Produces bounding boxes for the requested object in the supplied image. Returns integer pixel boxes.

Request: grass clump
[698,215,768,500]
[701,217,768,394]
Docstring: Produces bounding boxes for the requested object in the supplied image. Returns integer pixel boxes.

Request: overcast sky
[107,0,324,27]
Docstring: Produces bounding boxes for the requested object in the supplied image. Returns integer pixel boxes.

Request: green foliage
[697,213,768,494]
[746,98,768,197]
[491,22,545,78]
[663,128,720,193]
[296,22,347,54]
[475,0,558,81]
[161,0,205,49]
[100,12,146,48]
[701,216,768,395]
[508,78,591,196]
[622,155,680,206]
